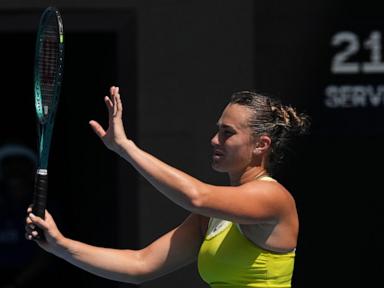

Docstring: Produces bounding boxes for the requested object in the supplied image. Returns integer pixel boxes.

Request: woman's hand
[89,86,128,152]
[25,207,65,255]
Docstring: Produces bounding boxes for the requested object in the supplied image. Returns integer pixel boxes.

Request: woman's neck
[229,166,268,186]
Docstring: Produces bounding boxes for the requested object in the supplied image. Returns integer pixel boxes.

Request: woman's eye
[223,130,233,136]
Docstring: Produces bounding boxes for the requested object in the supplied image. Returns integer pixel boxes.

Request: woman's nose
[211,132,219,146]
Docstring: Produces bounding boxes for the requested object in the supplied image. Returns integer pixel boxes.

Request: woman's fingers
[26,216,34,226]
[115,91,123,118]
[89,120,106,138]
[25,231,34,240]
[25,229,40,240]
[44,209,53,219]
[110,86,119,96]
[90,86,125,149]
[100,86,122,119]
[111,87,118,117]
[109,86,122,118]
[25,212,43,240]
[105,96,113,113]
[112,94,117,117]
[28,213,49,230]
[25,223,35,233]
[110,86,116,106]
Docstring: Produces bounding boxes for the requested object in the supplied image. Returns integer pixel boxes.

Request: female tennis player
[26,87,310,287]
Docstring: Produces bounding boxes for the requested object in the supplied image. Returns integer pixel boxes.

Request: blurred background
[0,0,383,287]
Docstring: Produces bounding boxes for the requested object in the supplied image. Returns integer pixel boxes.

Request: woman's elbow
[123,250,162,285]
[189,185,209,212]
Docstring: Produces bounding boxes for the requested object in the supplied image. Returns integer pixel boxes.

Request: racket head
[34,6,64,125]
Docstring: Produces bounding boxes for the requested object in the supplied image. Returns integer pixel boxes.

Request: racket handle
[32,169,48,239]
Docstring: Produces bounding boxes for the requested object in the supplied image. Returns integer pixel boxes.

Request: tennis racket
[32,6,64,231]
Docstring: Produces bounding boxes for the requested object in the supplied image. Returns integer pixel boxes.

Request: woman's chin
[211,161,227,172]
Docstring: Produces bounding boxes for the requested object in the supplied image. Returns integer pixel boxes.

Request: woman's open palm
[89,86,128,151]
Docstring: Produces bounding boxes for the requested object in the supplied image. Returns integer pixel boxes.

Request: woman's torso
[197,176,298,287]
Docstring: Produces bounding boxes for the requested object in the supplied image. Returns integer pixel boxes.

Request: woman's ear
[253,135,271,155]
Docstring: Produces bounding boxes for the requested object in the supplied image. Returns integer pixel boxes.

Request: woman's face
[211,103,257,174]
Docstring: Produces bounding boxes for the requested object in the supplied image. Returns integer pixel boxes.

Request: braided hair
[230,91,310,175]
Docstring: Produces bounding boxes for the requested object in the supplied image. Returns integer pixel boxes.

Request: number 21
[331,31,384,74]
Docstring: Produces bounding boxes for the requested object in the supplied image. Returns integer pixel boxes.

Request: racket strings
[38,21,60,115]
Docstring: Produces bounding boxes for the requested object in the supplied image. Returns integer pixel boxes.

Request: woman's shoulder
[242,176,296,209]
[242,175,286,193]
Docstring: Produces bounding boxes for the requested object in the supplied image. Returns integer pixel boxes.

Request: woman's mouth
[213,149,224,159]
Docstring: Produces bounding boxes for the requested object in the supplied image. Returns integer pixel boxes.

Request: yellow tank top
[198,218,295,288]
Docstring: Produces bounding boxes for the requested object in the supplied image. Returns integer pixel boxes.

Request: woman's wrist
[51,235,70,258]
[115,138,136,158]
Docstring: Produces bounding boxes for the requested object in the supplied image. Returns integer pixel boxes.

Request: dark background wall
[0,1,383,288]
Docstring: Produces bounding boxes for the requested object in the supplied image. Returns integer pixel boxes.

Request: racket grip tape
[32,169,48,239]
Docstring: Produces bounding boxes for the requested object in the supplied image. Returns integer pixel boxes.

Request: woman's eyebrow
[216,122,237,130]
[216,122,235,128]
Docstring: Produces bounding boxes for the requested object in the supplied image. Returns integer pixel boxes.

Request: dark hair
[230,90,310,175]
